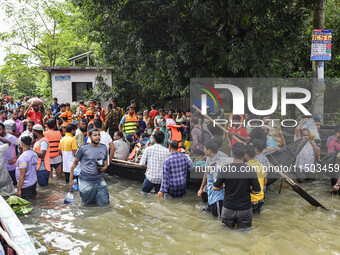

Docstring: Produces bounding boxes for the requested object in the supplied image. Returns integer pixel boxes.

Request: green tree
[0,53,39,97]
[1,0,92,66]
[73,0,317,107]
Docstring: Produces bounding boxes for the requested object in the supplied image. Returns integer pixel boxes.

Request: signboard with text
[311,29,332,61]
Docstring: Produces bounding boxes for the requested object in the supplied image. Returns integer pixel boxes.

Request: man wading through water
[70,128,109,206]
[213,143,261,229]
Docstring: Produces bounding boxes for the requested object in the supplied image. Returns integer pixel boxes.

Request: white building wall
[51,69,113,105]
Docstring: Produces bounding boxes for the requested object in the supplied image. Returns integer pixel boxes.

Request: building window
[72,82,92,102]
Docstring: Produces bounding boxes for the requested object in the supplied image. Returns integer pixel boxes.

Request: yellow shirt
[59,132,78,173]
[247,159,266,202]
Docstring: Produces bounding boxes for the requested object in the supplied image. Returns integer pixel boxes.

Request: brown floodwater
[19,174,340,254]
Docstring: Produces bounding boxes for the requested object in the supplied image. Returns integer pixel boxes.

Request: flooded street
[20,174,340,255]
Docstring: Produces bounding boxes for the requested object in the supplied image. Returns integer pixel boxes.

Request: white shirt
[113,138,129,160]
[139,144,170,184]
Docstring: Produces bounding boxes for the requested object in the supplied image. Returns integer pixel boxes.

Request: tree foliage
[0,53,40,96]
[1,0,93,66]
[73,0,320,107]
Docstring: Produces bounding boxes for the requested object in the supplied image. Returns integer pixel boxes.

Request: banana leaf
[6,196,33,215]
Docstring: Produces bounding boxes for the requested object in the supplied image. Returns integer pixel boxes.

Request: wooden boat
[265,138,307,186]
[0,196,38,255]
[107,159,203,189]
[107,138,307,188]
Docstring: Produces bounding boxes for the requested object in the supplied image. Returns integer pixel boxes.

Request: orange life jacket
[66,110,73,122]
[128,142,142,161]
[168,125,182,152]
[33,137,51,171]
[44,130,61,158]
[123,115,137,134]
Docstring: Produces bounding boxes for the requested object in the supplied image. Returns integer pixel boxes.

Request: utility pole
[312,0,325,123]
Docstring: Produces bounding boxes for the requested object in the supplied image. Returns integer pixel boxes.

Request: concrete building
[40,66,114,104]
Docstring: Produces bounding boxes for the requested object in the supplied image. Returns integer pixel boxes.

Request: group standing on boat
[0,91,340,229]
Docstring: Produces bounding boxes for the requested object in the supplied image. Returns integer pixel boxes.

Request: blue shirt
[160,152,191,197]
[51,103,60,117]
[120,116,126,125]
[206,153,224,205]
[16,101,23,107]
[266,135,278,148]
[138,120,146,132]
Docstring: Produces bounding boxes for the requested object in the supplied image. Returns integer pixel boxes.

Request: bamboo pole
[192,105,245,144]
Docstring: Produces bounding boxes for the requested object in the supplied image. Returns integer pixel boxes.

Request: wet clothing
[142,178,161,193]
[160,152,191,197]
[33,139,49,187]
[140,144,170,185]
[213,163,261,211]
[221,206,253,229]
[78,178,109,206]
[16,150,38,189]
[206,154,225,206]
[76,143,107,184]
[247,159,266,203]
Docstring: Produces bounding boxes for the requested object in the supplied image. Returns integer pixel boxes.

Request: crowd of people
[0,90,340,230]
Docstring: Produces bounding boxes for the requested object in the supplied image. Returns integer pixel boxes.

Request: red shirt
[27,109,43,125]
[228,126,250,146]
[327,137,340,153]
[149,110,159,120]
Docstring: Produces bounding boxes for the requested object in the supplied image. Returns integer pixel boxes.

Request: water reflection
[20,175,340,254]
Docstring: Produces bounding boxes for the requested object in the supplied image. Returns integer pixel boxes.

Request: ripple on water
[18,175,340,254]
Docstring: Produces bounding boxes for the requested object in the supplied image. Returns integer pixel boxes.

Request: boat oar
[192,105,245,145]
[271,164,329,210]
[278,178,284,194]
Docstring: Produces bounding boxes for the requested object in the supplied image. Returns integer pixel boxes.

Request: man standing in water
[213,143,260,229]
[157,140,191,199]
[70,128,109,206]
[140,131,170,193]
[16,136,38,199]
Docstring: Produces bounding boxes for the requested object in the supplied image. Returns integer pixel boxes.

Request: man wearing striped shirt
[140,131,170,193]
[158,140,191,199]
